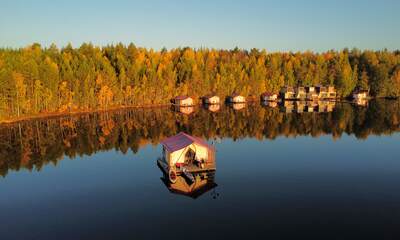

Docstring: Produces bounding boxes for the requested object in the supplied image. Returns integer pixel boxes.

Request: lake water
[0,100,399,239]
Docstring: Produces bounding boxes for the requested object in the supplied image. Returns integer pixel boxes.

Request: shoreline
[0,103,171,125]
[0,96,397,125]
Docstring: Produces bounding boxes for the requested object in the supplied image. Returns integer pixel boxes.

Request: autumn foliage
[0,43,399,120]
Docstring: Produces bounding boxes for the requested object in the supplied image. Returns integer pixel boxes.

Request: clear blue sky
[0,0,399,51]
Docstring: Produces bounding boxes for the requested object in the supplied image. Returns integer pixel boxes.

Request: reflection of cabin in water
[231,103,246,110]
[354,98,368,106]
[158,132,216,184]
[305,101,318,112]
[172,105,195,115]
[295,101,306,113]
[202,94,220,105]
[317,101,335,112]
[280,100,336,113]
[172,96,194,106]
[260,92,278,101]
[227,93,246,103]
[280,86,296,100]
[281,101,295,113]
[261,101,278,108]
[204,103,220,112]
[160,171,217,199]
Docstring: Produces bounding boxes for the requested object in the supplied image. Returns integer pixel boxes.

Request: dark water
[0,100,400,240]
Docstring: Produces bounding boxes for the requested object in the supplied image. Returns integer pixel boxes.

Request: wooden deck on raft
[157,159,216,175]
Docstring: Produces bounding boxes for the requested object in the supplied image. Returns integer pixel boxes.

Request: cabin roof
[161,132,211,152]
[175,96,191,100]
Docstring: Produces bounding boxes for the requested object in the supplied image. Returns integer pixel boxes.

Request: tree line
[0,99,399,177]
[1,43,400,120]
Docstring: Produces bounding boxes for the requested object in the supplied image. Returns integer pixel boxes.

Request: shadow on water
[0,99,399,177]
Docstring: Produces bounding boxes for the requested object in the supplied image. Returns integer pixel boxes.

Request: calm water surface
[0,100,400,239]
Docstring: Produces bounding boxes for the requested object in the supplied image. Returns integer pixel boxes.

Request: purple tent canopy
[161,132,211,152]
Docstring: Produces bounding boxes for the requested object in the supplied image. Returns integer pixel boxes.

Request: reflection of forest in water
[0,99,399,177]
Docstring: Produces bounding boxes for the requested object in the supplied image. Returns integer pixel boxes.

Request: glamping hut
[172,96,194,106]
[305,86,318,100]
[160,171,217,199]
[295,87,307,100]
[260,92,278,101]
[158,132,216,183]
[327,86,337,99]
[202,94,220,105]
[352,89,369,100]
[280,86,296,100]
[315,85,328,99]
[227,93,246,103]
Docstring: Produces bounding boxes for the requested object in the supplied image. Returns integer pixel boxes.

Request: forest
[0,43,400,121]
[0,99,399,177]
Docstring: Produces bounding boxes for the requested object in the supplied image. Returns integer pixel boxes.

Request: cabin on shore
[202,94,220,105]
[315,85,328,99]
[327,86,337,99]
[158,132,216,180]
[280,86,296,100]
[354,98,368,106]
[172,96,194,106]
[227,93,246,103]
[295,87,307,100]
[260,92,278,101]
[352,89,369,100]
[305,86,318,100]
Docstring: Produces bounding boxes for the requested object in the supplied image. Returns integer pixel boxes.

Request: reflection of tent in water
[160,171,217,199]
